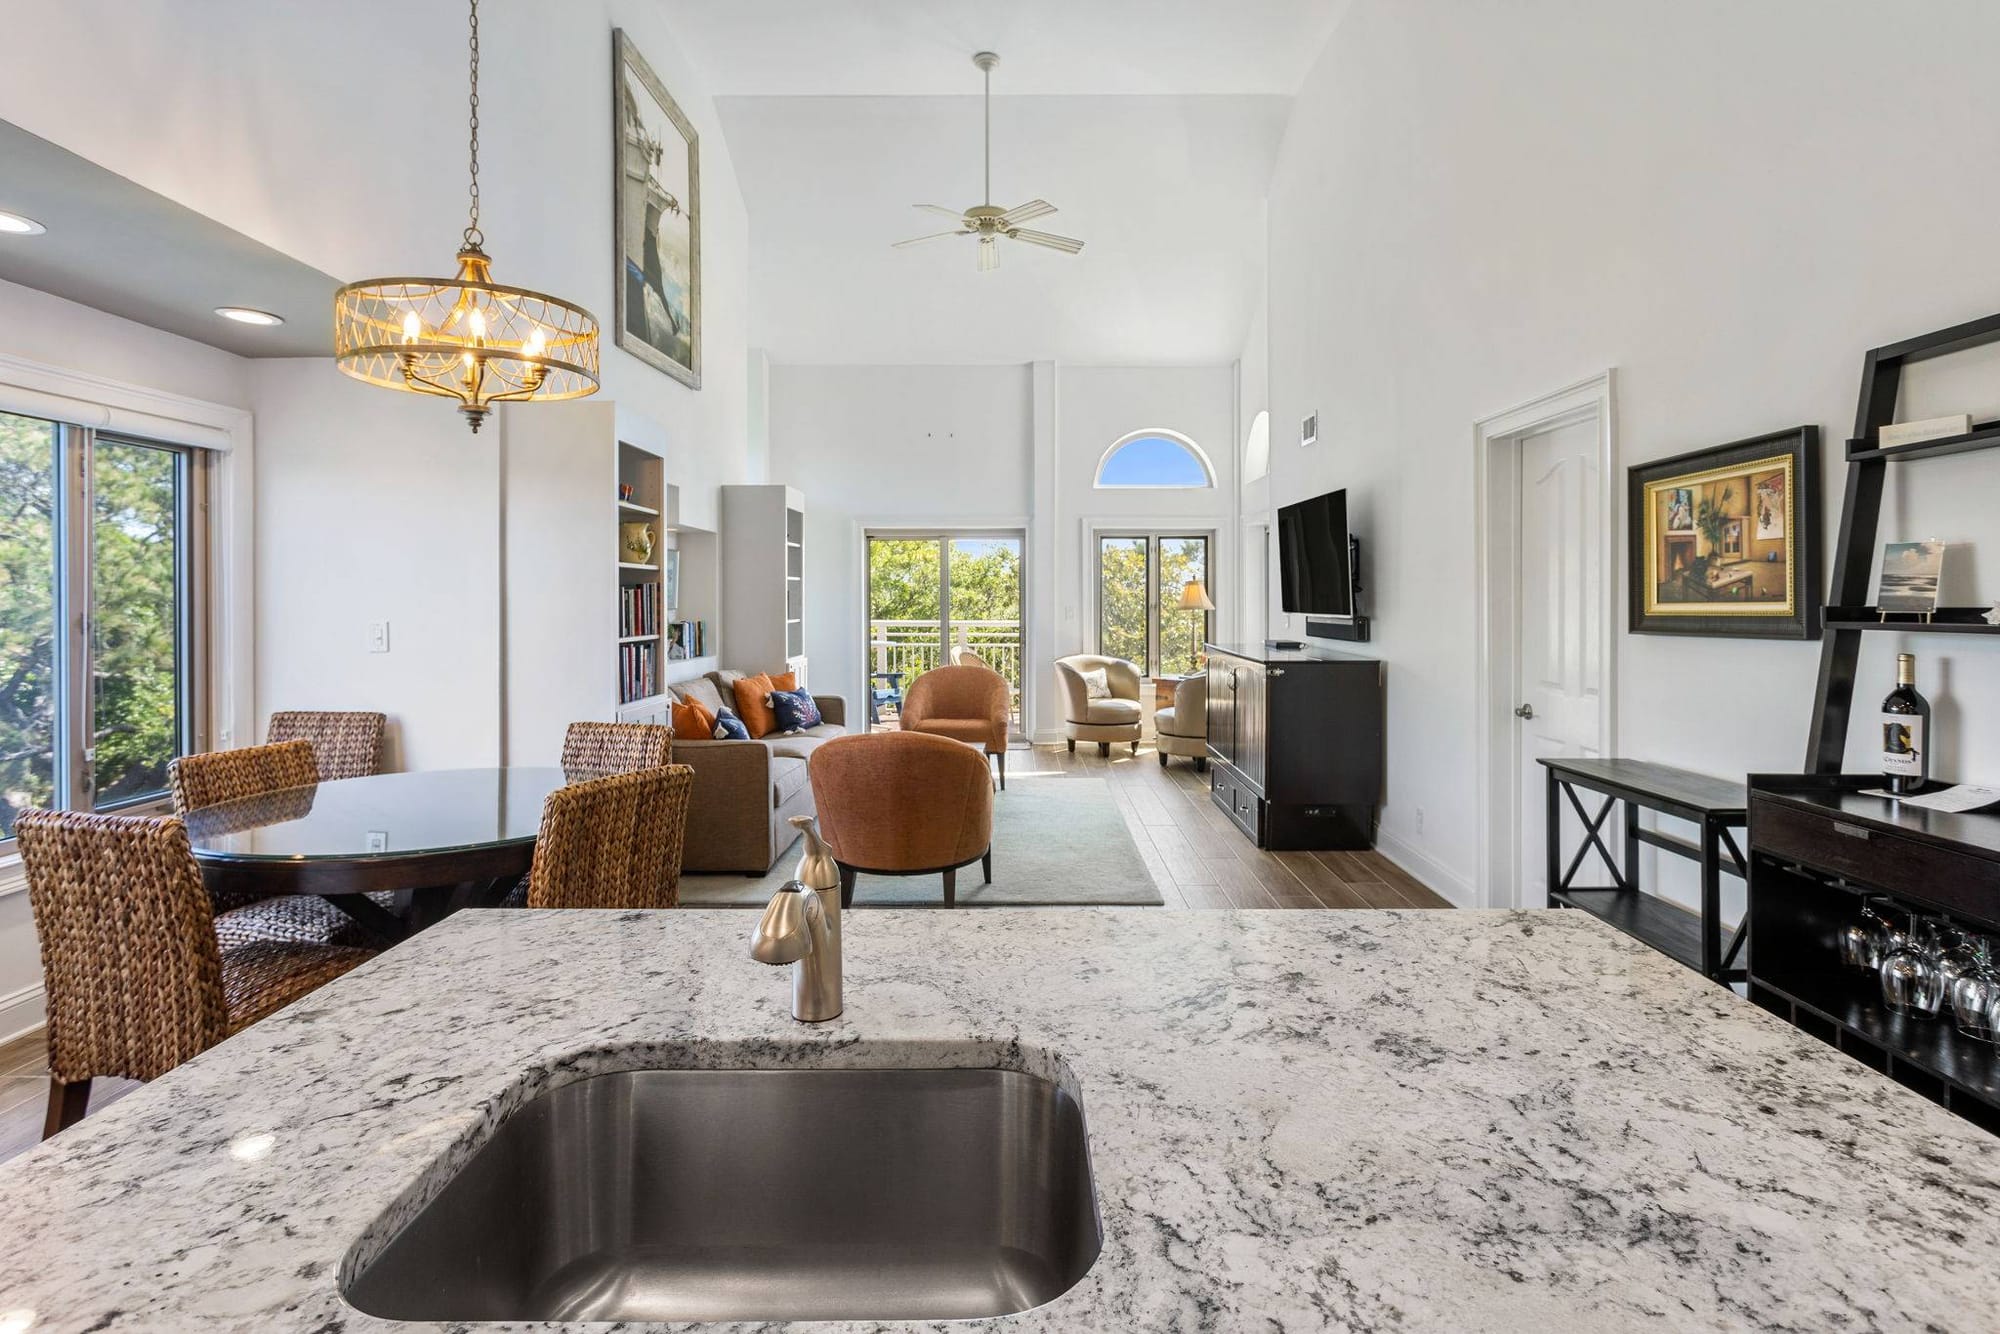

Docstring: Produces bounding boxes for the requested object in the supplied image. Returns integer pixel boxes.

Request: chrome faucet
[750,816,843,1022]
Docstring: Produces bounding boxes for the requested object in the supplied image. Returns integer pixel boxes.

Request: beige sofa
[669,670,849,873]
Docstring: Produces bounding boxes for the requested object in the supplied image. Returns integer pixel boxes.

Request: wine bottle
[1881,652,1931,796]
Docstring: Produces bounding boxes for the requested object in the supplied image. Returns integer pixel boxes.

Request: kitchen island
[2,907,1997,1331]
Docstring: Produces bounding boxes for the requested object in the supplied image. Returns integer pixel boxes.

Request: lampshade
[1178,580,1215,612]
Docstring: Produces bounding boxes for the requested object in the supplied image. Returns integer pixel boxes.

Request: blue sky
[1098,435,1208,486]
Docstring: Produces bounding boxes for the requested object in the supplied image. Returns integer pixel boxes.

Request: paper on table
[1861,783,2000,813]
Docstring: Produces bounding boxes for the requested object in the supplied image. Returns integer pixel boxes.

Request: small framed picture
[1628,425,1823,638]
[1878,540,1946,615]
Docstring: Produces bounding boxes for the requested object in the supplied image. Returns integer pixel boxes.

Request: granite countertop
[3,907,1999,1331]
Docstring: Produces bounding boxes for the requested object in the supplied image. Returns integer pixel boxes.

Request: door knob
[1514,703,1535,720]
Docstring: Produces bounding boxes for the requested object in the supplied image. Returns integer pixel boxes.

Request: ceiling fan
[893,51,1085,272]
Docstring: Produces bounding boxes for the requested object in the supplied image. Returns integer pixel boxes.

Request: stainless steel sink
[342,1067,1101,1323]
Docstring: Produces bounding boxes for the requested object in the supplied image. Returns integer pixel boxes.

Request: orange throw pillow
[770,670,798,693]
[732,672,778,738]
[671,696,716,742]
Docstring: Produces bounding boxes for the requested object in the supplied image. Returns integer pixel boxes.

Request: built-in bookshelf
[721,484,807,684]
[616,442,664,707]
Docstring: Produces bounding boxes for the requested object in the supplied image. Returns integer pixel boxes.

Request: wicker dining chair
[14,809,377,1137]
[524,766,695,909]
[166,739,380,946]
[560,721,673,774]
[167,739,317,816]
[266,710,387,781]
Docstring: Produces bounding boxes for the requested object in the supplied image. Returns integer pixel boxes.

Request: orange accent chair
[900,664,1011,789]
[807,732,994,908]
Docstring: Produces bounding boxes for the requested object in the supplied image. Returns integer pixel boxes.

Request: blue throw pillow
[768,688,823,734]
[712,707,751,741]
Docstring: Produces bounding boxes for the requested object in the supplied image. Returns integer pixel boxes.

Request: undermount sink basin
[341,1066,1102,1323]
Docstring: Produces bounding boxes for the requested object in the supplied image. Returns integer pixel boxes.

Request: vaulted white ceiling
[662,1,1344,365]
[658,0,1347,96]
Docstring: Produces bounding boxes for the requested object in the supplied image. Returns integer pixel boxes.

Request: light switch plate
[368,621,390,653]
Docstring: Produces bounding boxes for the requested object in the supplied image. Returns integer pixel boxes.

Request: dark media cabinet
[1203,643,1384,849]
[1747,773,2000,1132]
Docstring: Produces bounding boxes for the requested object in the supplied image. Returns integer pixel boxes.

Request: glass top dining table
[184,767,581,938]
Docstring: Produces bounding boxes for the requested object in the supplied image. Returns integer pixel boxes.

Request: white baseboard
[1374,830,1477,909]
[0,983,45,1046]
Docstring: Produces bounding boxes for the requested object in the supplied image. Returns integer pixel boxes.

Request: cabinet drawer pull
[1833,822,1873,841]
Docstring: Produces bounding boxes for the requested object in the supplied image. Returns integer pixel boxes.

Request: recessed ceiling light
[214,306,284,327]
[0,210,46,236]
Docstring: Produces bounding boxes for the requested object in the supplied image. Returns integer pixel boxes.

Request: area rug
[677,773,1164,908]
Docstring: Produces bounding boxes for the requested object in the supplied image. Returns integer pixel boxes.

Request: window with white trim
[1,409,207,840]
[1094,429,1215,488]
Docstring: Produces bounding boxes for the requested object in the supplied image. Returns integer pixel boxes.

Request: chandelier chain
[464,0,483,249]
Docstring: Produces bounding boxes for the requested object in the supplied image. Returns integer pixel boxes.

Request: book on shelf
[618,581,662,638]
[663,618,710,661]
[619,640,659,703]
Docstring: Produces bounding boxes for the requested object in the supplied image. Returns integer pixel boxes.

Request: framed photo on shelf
[1628,425,1823,638]
[1877,540,1946,615]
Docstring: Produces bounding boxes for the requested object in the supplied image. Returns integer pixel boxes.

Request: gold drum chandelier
[333,0,599,432]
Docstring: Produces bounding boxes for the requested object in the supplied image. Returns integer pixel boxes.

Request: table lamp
[1178,580,1215,669]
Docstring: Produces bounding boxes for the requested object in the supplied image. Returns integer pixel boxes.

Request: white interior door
[1515,418,1604,905]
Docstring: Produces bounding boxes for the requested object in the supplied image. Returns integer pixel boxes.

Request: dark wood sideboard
[1203,643,1383,849]
[1748,773,2000,1133]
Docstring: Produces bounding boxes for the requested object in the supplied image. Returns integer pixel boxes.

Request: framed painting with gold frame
[1628,426,1822,638]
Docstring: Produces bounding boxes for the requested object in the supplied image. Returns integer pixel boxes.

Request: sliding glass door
[1097,532,1211,677]
[866,531,1025,734]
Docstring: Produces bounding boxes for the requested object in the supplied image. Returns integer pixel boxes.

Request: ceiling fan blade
[1010,228,1085,254]
[892,229,969,249]
[977,237,999,272]
[914,204,965,221]
[999,199,1056,226]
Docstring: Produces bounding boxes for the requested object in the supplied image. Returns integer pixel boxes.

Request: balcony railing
[869,619,1023,728]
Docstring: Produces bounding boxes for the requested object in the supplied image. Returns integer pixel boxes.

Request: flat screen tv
[1278,488,1352,617]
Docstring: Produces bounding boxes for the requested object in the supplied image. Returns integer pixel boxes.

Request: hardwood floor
[0,742,1447,1165]
[1010,740,1452,910]
[0,1028,139,1166]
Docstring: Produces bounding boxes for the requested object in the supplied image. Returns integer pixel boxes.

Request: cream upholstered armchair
[1054,654,1143,756]
[1155,673,1208,771]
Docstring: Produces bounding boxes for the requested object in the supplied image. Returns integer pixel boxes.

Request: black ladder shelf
[1807,310,2000,771]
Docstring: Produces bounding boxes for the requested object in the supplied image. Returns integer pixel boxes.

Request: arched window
[1243,410,1270,483]
[1094,429,1215,489]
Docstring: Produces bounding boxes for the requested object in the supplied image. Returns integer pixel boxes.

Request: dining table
[183,766,578,941]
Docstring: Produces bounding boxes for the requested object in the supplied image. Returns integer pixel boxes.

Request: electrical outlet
[1415,807,1426,836]
[365,830,388,853]
[368,621,390,654]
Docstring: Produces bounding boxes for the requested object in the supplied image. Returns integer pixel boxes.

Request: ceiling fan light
[977,238,998,272]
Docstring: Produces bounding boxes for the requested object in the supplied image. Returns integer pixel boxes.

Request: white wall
[0,279,256,1039]
[767,363,1035,719]
[1263,0,2000,906]
[766,361,1235,739]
